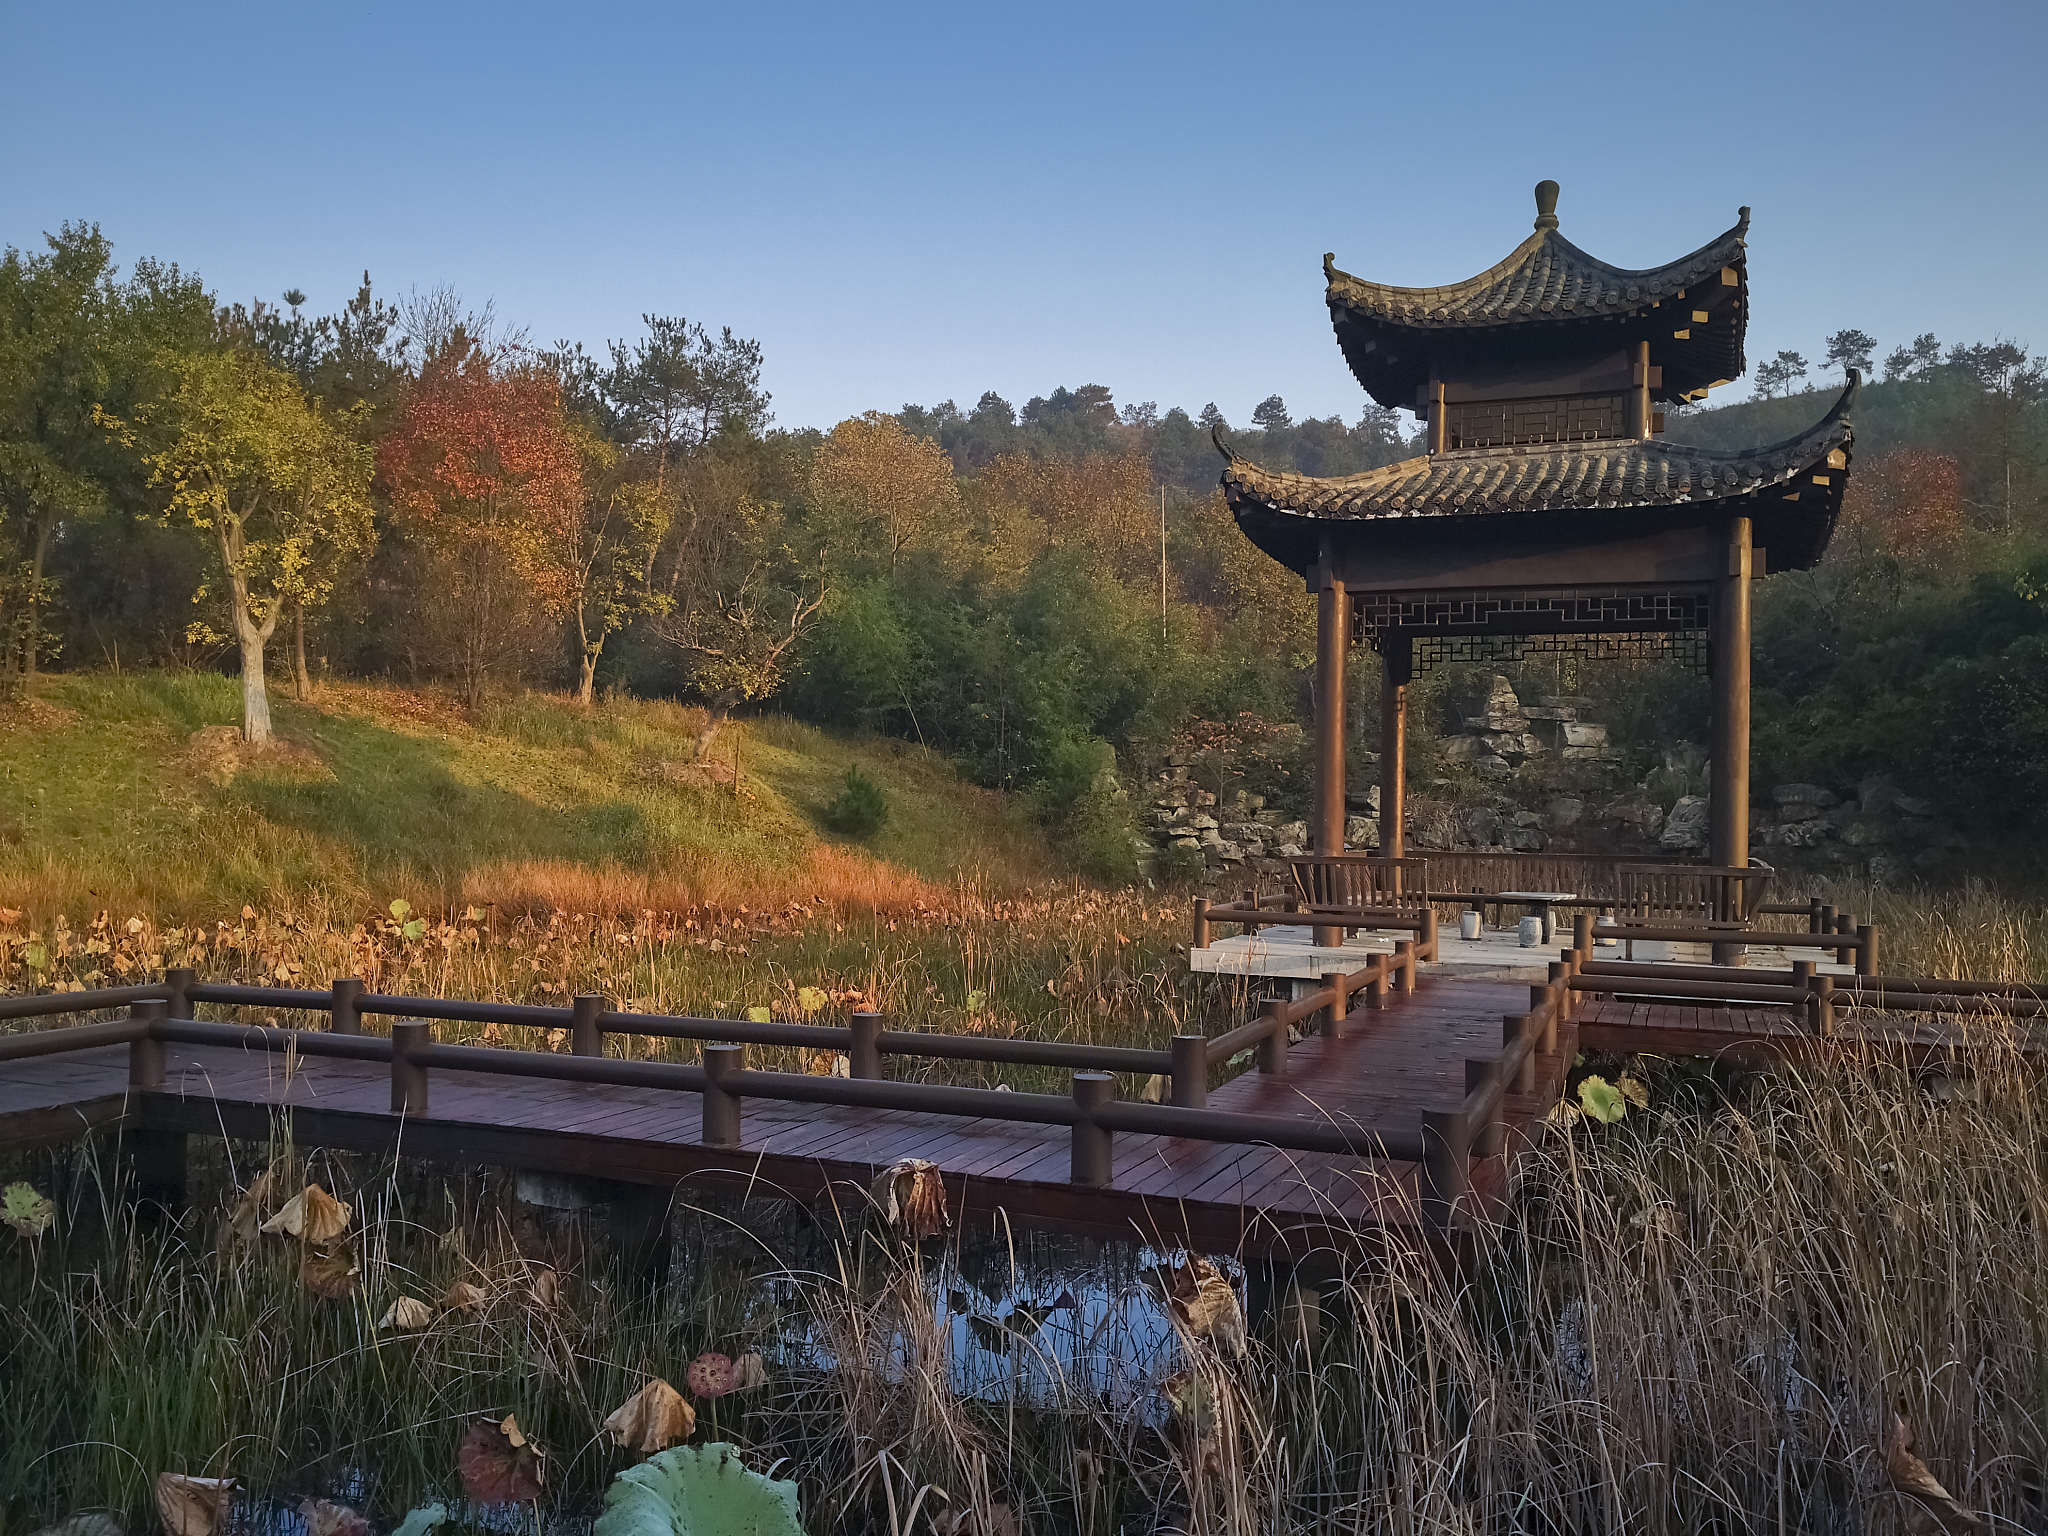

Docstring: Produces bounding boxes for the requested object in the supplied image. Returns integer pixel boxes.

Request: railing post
[1808,897,1825,934]
[1503,1013,1535,1092]
[1171,1034,1208,1109]
[1192,898,1212,950]
[571,993,606,1057]
[1071,1071,1115,1186]
[849,1011,885,1080]
[390,1020,430,1115]
[1366,959,1388,1010]
[1808,973,1835,1035]
[1395,938,1417,994]
[165,966,195,1021]
[1857,924,1878,979]
[128,999,166,1090]
[1573,911,1593,953]
[1319,972,1348,1038]
[1791,959,1816,987]
[1422,906,1439,960]
[330,977,365,1035]
[1819,904,1837,940]
[1421,1108,1470,1230]
[701,1042,744,1147]
[1547,961,1571,1027]
[1256,998,1287,1075]
[1467,1060,1505,1156]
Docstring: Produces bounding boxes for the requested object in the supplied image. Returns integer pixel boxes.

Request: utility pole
[1159,484,1168,642]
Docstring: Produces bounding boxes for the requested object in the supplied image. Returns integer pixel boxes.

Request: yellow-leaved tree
[109,349,373,742]
[809,412,961,570]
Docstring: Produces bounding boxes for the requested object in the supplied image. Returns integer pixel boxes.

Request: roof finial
[1534,180,1560,231]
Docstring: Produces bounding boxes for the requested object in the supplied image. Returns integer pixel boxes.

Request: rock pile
[1143,754,1307,878]
[1436,676,1621,782]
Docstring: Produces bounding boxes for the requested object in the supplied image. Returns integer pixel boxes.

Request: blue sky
[5,1,2043,432]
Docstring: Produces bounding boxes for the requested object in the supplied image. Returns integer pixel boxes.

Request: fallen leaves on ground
[603,1377,696,1453]
[871,1157,949,1238]
[1159,1255,1246,1358]
[155,1475,234,1536]
[378,1296,435,1331]
[459,1415,545,1505]
[3,1180,56,1238]
[300,1500,372,1536]
[260,1184,352,1243]
[1886,1414,1984,1532]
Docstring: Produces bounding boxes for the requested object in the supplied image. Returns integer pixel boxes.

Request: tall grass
[6,1038,2045,1533]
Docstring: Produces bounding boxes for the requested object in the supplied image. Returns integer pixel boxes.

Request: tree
[1251,394,1292,431]
[377,339,581,706]
[809,412,960,570]
[1822,329,1876,381]
[1754,350,1809,399]
[1883,332,1942,381]
[564,423,669,704]
[116,349,373,742]
[605,316,770,495]
[1198,403,1227,431]
[649,476,825,759]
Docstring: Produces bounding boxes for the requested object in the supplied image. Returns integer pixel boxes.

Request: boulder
[1475,756,1514,782]
[1547,796,1585,829]
[1511,809,1545,827]
[1253,809,1282,826]
[1345,815,1379,846]
[1521,705,1577,722]
[1562,722,1608,749]
[1776,821,1830,848]
[1461,807,1505,846]
[1841,820,1886,847]
[1772,783,1837,809]
[1189,814,1219,831]
[1659,795,1710,851]
[1154,789,1190,809]
[1274,820,1307,848]
[1505,826,1548,852]
[1439,736,1492,761]
[1276,843,1306,858]
[1895,793,1935,818]
[1602,796,1664,837]
[1346,785,1382,812]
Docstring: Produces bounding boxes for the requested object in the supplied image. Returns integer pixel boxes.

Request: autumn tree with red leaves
[377,340,580,705]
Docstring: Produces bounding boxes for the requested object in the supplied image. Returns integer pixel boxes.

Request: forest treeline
[5,220,2048,869]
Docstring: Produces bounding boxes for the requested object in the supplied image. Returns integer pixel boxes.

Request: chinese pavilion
[1218,180,1857,873]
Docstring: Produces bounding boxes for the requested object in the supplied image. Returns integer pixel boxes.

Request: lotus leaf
[593,1443,801,1536]
[1578,1075,1627,1124]
[4,1180,56,1238]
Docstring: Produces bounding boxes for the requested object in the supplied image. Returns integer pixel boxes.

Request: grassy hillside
[0,673,1059,920]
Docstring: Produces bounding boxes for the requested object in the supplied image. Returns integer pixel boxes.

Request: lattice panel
[1406,630,1708,676]
[1354,587,1711,643]
[1446,394,1628,449]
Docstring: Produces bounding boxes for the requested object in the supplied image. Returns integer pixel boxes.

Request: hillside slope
[0,674,1057,919]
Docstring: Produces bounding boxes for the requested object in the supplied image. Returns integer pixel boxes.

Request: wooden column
[1629,340,1652,439]
[1710,515,1753,870]
[1380,636,1409,860]
[1314,567,1349,949]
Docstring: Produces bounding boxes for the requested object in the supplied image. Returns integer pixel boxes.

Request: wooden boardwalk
[7,973,2006,1256]
[0,977,1583,1257]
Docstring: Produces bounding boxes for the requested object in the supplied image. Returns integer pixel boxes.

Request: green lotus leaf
[3,1181,56,1237]
[1578,1075,1627,1124]
[390,1505,447,1536]
[594,1443,801,1536]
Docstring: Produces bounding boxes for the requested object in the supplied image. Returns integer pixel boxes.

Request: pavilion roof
[1327,187,1750,407]
[1219,378,1856,574]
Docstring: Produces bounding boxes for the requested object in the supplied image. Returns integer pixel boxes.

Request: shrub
[820,766,890,839]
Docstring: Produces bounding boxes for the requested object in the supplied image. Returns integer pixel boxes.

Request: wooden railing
[0,946,1501,1228]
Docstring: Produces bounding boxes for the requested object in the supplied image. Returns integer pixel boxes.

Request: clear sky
[5,1,2043,433]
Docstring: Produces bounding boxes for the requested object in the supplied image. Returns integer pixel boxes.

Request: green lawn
[0,673,1054,919]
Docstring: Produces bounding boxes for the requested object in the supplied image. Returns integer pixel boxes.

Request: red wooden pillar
[1380,636,1409,862]
[1313,563,1350,949]
[1709,515,1752,871]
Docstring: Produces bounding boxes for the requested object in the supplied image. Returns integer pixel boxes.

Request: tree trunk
[23,507,54,685]
[578,652,598,707]
[293,604,312,702]
[690,702,730,761]
[239,625,273,744]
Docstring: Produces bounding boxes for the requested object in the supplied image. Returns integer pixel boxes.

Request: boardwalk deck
[2,974,2017,1257]
[0,977,1571,1257]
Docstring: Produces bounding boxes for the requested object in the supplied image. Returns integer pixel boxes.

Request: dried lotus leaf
[602,1377,696,1454]
[440,1279,487,1313]
[378,1295,435,1331]
[458,1418,544,1505]
[154,1474,235,1536]
[259,1184,352,1243]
